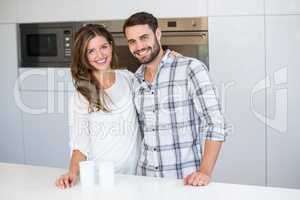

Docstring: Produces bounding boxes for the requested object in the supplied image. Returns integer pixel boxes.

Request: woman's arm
[55,150,86,189]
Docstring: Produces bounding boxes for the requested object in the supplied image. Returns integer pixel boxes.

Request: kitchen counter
[1,162,299,200]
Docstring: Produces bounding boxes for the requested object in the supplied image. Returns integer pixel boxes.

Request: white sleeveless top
[69,70,140,175]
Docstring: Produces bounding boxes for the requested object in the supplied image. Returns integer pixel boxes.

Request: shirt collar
[135,49,172,82]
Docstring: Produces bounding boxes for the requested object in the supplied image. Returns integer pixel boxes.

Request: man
[123,12,227,186]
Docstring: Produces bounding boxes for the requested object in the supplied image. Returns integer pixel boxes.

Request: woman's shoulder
[70,90,89,112]
[115,69,135,85]
[115,69,134,79]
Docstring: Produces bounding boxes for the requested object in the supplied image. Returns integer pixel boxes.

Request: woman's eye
[87,49,94,54]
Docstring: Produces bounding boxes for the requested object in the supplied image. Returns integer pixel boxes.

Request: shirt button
[155,166,159,170]
[151,91,154,94]
[152,128,155,131]
[153,148,157,151]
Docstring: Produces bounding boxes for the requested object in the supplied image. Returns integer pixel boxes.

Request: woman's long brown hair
[70,24,119,112]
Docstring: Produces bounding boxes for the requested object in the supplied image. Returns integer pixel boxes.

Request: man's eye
[128,41,135,45]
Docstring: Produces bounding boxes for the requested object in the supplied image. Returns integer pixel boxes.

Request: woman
[55,24,140,189]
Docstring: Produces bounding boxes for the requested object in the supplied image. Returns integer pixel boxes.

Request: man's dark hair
[123,12,158,34]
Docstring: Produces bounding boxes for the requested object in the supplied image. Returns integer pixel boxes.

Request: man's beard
[134,38,161,64]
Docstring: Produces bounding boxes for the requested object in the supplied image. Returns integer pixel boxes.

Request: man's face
[125,24,161,64]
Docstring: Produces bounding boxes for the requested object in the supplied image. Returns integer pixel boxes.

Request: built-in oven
[93,17,209,72]
[19,22,76,67]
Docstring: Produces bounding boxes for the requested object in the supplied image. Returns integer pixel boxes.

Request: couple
[55,12,227,189]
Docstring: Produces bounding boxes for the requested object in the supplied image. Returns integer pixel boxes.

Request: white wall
[0,0,300,189]
[0,24,24,163]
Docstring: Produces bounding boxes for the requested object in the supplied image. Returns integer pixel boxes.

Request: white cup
[79,160,96,187]
[98,161,115,188]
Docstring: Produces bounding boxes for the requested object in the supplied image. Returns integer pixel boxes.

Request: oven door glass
[113,32,209,73]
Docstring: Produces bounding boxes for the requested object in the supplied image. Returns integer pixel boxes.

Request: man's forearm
[199,140,223,176]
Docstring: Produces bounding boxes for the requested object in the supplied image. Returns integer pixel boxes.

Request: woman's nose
[95,49,104,58]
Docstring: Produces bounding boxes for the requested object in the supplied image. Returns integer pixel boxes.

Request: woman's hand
[55,171,78,189]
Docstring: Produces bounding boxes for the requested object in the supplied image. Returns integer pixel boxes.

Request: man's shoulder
[173,56,208,71]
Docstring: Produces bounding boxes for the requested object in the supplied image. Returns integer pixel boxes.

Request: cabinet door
[78,0,139,21]
[137,0,207,18]
[21,91,70,168]
[0,0,17,23]
[17,0,81,23]
[208,0,264,16]
[265,0,300,15]
[208,16,266,186]
[0,24,24,163]
[265,16,300,189]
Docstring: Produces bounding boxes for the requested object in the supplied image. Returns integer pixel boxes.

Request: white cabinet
[18,68,74,92]
[16,0,140,23]
[0,0,17,23]
[16,0,82,23]
[0,24,24,164]
[208,16,266,186]
[78,0,139,21]
[18,67,74,168]
[265,0,300,15]
[15,0,209,23]
[208,0,264,16]
[137,0,207,18]
[20,91,71,168]
[265,15,300,189]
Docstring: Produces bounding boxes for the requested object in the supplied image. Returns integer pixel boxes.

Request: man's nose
[136,41,145,51]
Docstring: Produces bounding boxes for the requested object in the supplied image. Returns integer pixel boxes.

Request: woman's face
[86,35,113,71]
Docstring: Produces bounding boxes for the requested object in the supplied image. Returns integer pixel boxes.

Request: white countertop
[1,162,299,200]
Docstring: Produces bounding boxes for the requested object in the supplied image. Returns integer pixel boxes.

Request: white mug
[79,160,96,187]
[98,161,115,188]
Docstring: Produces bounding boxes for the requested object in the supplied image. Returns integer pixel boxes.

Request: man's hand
[183,140,223,186]
[183,171,211,186]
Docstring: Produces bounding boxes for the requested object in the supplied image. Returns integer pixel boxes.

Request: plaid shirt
[133,49,227,179]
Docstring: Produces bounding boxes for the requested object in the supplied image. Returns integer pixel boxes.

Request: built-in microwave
[19,22,76,67]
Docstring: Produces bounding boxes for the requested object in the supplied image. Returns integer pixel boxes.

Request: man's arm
[184,140,223,186]
[184,59,227,186]
[199,140,223,176]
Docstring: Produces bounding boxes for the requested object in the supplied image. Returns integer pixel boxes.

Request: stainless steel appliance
[81,17,209,72]
[19,18,208,71]
[19,22,76,67]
